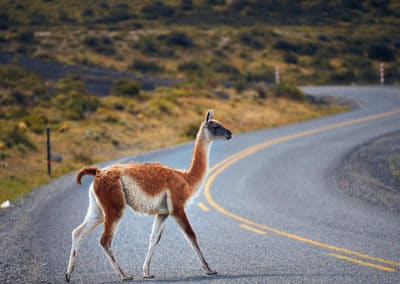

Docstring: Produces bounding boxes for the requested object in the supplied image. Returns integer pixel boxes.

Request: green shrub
[0,65,48,105]
[15,30,35,43]
[83,35,116,55]
[25,114,48,134]
[246,69,274,83]
[141,2,175,19]
[0,13,10,30]
[238,32,265,50]
[160,32,193,47]
[273,40,318,55]
[368,44,395,61]
[54,76,100,120]
[111,79,141,97]
[183,120,201,139]
[177,61,204,74]
[130,59,164,73]
[139,37,176,58]
[330,70,356,83]
[214,62,240,75]
[2,126,36,150]
[273,84,304,101]
[284,52,298,64]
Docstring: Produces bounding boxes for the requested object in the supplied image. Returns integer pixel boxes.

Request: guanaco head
[204,110,232,140]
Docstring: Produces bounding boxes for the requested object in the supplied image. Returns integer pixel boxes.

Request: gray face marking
[206,120,232,140]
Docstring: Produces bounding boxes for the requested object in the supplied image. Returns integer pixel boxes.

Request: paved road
[1,86,400,283]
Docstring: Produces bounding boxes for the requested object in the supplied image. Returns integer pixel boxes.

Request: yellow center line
[239,224,267,235]
[328,253,397,273]
[197,202,210,212]
[205,109,400,269]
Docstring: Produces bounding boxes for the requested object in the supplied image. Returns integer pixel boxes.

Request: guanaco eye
[212,125,219,130]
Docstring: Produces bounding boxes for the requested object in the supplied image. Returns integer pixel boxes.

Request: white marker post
[275,65,280,85]
[380,62,384,85]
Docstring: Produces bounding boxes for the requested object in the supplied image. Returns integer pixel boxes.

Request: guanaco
[65,110,232,281]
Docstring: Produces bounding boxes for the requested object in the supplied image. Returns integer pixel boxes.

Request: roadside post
[46,126,51,176]
[380,62,384,85]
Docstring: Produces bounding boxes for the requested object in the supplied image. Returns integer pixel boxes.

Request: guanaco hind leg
[96,175,132,281]
[66,186,103,282]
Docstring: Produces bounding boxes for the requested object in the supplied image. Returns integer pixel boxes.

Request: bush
[239,33,265,50]
[111,79,141,97]
[273,84,304,101]
[15,30,35,43]
[139,37,176,58]
[330,70,356,83]
[182,120,201,139]
[178,61,204,74]
[284,52,298,64]
[2,126,36,150]
[368,44,395,61]
[54,76,100,120]
[130,59,164,73]
[0,13,10,30]
[141,2,175,19]
[273,40,318,55]
[160,32,193,47]
[83,36,116,56]
[245,69,274,83]
[0,65,48,105]
[214,62,240,75]
[25,114,48,134]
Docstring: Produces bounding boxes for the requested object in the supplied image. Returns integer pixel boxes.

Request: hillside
[1,0,398,203]
[0,0,398,85]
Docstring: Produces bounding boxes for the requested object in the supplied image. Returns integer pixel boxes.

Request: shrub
[161,32,193,47]
[54,76,100,120]
[141,2,175,19]
[273,84,304,101]
[330,70,356,83]
[140,37,176,58]
[15,30,35,43]
[25,114,48,134]
[273,40,318,55]
[83,36,116,56]
[97,3,134,23]
[2,126,36,150]
[284,52,298,64]
[214,62,240,75]
[246,69,274,83]
[177,61,204,74]
[0,13,10,30]
[180,0,194,11]
[130,59,164,73]
[0,65,48,105]
[183,120,201,139]
[368,44,395,61]
[239,33,265,50]
[111,79,141,97]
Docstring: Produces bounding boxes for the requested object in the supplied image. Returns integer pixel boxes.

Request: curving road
[1,86,400,283]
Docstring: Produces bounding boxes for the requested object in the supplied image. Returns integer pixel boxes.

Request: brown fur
[76,166,99,185]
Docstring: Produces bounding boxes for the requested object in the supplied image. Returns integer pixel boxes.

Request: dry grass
[0,90,347,204]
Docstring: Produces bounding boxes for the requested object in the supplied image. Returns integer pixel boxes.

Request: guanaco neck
[186,123,212,189]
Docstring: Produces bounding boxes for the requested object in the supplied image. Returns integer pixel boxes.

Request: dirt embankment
[335,131,400,212]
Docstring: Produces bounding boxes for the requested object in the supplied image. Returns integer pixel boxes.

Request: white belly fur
[121,176,171,215]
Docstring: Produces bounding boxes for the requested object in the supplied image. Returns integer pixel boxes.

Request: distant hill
[0,0,398,86]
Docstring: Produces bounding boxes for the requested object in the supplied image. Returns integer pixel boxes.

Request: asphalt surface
[1,86,400,283]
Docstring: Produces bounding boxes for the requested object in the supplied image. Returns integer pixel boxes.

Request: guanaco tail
[65,110,232,281]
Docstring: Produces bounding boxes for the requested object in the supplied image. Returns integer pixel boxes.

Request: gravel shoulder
[335,131,400,212]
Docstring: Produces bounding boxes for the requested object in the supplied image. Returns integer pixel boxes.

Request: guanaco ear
[205,110,214,123]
